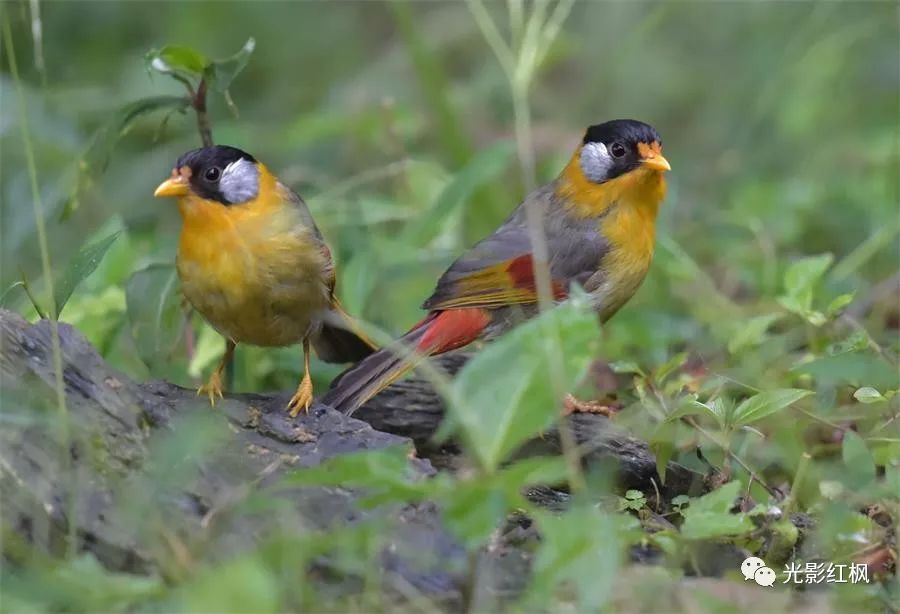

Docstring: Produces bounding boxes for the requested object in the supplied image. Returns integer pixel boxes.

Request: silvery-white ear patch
[219,158,260,204]
[580,141,613,183]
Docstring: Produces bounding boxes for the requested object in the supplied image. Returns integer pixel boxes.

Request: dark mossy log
[349,353,704,498]
[0,309,703,604]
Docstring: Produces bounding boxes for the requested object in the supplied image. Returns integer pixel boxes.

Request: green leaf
[826,292,855,317]
[1,554,162,612]
[853,386,885,404]
[402,140,514,244]
[610,360,644,376]
[655,351,687,383]
[619,489,647,511]
[727,313,781,354]
[146,44,209,78]
[526,508,635,610]
[125,264,183,373]
[841,430,876,484]
[53,231,120,317]
[208,37,256,93]
[282,446,428,505]
[665,397,721,425]
[730,388,812,427]
[179,555,280,614]
[783,253,833,301]
[650,420,675,484]
[447,299,600,473]
[680,481,753,539]
[795,352,900,390]
[686,480,742,514]
[440,481,509,547]
[671,494,690,510]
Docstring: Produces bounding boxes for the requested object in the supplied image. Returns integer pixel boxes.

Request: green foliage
[446,298,600,473]
[730,388,812,428]
[679,481,753,540]
[52,231,120,317]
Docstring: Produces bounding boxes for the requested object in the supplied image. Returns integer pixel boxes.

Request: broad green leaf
[680,481,753,539]
[686,480,742,514]
[525,508,636,610]
[841,430,876,485]
[402,140,514,244]
[208,37,256,93]
[447,299,600,473]
[731,389,811,427]
[853,386,885,404]
[53,231,120,317]
[681,511,753,540]
[665,397,721,425]
[146,45,209,77]
[783,253,833,301]
[728,313,781,355]
[125,263,183,373]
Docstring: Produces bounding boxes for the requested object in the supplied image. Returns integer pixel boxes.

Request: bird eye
[610,142,627,158]
[204,167,221,182]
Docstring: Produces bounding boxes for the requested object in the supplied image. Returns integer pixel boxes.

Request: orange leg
[287,337,314,417]
[198,339,236,407]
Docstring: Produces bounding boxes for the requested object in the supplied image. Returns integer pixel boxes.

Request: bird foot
[563,393,616,417]
[197,372,225,407]
[287,376,314,418]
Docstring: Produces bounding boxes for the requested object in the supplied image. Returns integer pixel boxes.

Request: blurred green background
[3,1,897,395]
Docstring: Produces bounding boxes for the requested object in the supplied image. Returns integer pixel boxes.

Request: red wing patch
[415,308,491,355]
[505,254,568,300]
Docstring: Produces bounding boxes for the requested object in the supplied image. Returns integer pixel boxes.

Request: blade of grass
[4,11,72,553]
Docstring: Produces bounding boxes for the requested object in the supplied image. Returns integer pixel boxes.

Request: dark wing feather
[423,186,609,310]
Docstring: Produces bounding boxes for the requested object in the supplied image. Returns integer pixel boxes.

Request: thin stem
[785,452,811,513]
[4,12,72,552]
[685,417,779,498]
[193,78,213,147]
[506,0,524,50]
[534,0,576,67]
[466,0,515,78]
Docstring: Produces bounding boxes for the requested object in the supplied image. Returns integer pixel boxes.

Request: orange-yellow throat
[556,151,667,319]
[174,165,330,346]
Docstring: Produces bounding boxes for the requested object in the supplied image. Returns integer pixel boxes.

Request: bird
[321,119,671,416]
[153,145,374,416]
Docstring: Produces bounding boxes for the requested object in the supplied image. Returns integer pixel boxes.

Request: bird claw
[197,372,225,407]
[287,376,314,418]
[563,393,616,417]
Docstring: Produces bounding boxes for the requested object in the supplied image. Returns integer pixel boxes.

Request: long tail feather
[321,308,491,416]
[319,321,432,415]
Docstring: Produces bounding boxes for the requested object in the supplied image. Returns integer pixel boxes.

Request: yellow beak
[641,153,672,172]
[154,177,189,198]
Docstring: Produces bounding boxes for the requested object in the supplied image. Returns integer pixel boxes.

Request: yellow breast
[175,172,330,346]
[556,152,666,320]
